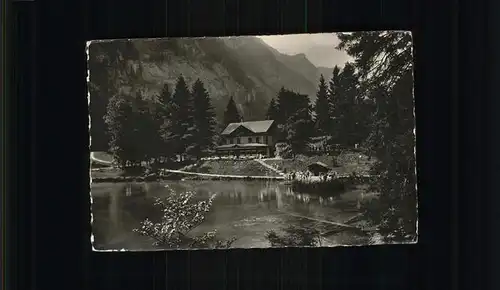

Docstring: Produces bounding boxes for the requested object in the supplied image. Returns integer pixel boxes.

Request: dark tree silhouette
[333,63,359,146]
[104,94,140,168]
[168,76,195,160]
[134,92,162,164]
[313,74,331,135]
[156,84,177,163]
[276,89,314,155]
[223,96,242,125]
[191,79,217,157]
[265,98,279,120]
[337,31,416,242]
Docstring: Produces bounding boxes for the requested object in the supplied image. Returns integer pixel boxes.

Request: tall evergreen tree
[158,83,171,105]
[337,31,416,242]
[334,63,359,146]
[191,79,217,157]
[169,76,194,160]
[223,96,242,125]
[156,84,176,163]
[327,66,343,141]
[134,91,161,165]
[266,98,279,120]
[279,92,314,155]
[313,74,331,136]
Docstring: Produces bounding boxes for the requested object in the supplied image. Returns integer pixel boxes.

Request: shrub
[265,225,322,247]
[133,188,236,249]
[275,142,293,159]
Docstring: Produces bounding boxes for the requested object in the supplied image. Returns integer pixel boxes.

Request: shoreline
[91,170,286,183]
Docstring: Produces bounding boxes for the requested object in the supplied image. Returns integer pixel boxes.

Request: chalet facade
[216,120,277,157]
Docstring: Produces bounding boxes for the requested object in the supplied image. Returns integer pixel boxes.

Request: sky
[257,33,352,68]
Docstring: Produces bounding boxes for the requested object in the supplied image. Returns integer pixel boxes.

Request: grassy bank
[186,160,282,177]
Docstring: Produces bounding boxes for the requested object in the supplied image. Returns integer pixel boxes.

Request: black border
[9,0,488,288]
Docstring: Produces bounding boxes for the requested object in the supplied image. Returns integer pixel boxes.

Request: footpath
[253,159,286,177]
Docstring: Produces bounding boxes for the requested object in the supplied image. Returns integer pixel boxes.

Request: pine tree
[156,84,176,163]
[280,92,314,156]
[191,79,217,157]
[327,66,343,142]
[134,91,162,165]
[223,96,242,125]
[169,76,194,160]
[335,63,359,147]
[158,83,171,105]
[313,74,331,136]
[266,98,279,120]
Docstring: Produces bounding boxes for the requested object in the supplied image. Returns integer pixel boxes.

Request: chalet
[307,162,330,176]
[216,120,277,157]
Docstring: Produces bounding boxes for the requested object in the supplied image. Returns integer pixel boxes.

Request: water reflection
[91,180,369,250]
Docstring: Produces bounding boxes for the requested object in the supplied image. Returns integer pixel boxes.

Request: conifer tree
[156,84,176,163]
[327,66,343,141]
[223,96,242,125]
[265,98,279,121]
[313,74,331,136]
[334,63,359,146]
[169,76,194,160]
[191,79,217,157]
[280,92,314,155]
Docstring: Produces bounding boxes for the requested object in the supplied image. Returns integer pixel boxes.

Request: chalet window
[237,138,241,144]
[248,137,252,143]
[264,136,268,144]
[256,137,260,143]
[234,138,237,144]
[226,139,231,145]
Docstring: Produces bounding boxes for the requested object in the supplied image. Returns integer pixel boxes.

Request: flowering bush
[133,188,236,249]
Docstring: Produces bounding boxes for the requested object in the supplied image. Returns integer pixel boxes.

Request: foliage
[336,31,416,242]
[191,79,217,157]
[104,94,140,167]
[88,41,142,151]
[223,96,242,125]
[274,88,314,155]
[104,89,164,168]
[274,142,293,159]
[156,84,176,162]
[265,225,321,247]
[133,189,236,249]
[134,93,162,163]
[265,98,279,121]
[313,74,331,135]
[167,76,197,160]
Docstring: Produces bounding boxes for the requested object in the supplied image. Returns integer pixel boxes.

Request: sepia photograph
[87,31,417,251]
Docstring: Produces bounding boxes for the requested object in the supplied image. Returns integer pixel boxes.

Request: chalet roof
[221,120,275,135]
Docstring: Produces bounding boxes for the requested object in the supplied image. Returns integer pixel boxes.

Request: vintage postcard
[87,31,417,251]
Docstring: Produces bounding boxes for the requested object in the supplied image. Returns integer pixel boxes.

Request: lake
[90,180,374,250]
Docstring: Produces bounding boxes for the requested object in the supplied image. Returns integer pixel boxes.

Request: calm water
[91,180,372,250]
